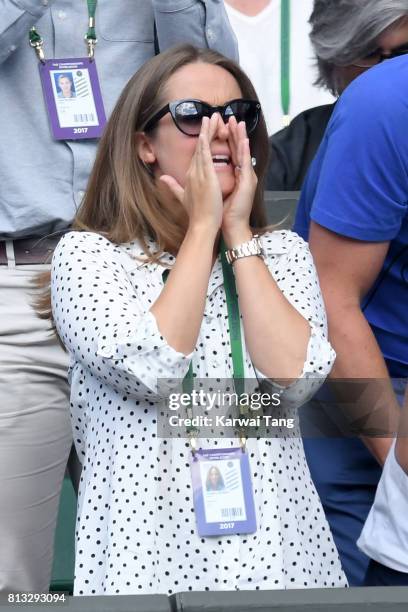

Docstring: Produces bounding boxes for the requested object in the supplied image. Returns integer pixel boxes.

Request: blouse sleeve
[254,231,336,408]
[51,231,193,400]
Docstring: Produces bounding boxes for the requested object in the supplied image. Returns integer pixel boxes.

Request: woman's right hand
[151,114,225,355]
[159,114,224,237]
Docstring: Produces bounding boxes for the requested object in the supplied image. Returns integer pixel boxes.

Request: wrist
[186,222,219,243]
[222,225,253,249]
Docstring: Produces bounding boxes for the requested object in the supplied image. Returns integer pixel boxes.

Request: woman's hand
[150,114,225,356]
[222,117,257,247]
[159,114,224,237]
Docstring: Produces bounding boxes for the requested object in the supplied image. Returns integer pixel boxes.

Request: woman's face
[143,62,243,199]
[59,76,72,96]
[209,468,220,485]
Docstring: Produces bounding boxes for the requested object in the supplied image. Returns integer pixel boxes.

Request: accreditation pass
[39,58,106,140]
[190,447,257,536]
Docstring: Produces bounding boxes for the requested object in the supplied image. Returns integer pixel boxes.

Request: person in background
[266,0,408,190]
[293,49,408,586]
[0,0,236,594]
[224,0,333,135]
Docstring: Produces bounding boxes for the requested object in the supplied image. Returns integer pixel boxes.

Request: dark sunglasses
[352,42,408,68]
[144,98,261,136]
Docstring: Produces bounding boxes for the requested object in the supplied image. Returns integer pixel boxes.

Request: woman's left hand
[222,116,257,244]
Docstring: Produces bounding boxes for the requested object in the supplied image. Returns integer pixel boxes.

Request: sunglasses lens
[227,101,260,133]
[173,100,260,135]
[174,101,204,135]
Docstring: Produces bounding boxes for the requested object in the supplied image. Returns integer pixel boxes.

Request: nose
[212,112,229,141]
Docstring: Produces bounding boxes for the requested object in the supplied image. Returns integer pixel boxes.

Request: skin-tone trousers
[0,256,73,593]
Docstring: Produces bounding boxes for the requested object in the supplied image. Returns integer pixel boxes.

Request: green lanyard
[219,238,246,399]
[29,0,98,63]
[162,240,248,451]
[280,0,291,126]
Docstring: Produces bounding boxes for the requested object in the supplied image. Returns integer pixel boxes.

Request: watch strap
[225,234,264,265]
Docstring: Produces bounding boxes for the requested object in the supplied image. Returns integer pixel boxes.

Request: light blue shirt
[0,0,238,239]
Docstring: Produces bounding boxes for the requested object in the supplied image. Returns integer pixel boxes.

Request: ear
[135,132,157,165]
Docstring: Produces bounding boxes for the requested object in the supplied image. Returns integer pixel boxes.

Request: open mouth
[212,154,231,166]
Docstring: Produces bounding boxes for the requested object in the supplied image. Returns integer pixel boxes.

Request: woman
[48,45,346,595]
[206,466,225,492]
[57,73,76,99]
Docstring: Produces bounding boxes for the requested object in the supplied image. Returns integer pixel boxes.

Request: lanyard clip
[85,36,97,61]
[85,15,97,60]
[29,27,45,64]
[238,400,248,452]
[187,423,199,456]
[189,434,198,456]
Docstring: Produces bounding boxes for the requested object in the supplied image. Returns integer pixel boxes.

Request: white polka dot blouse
[51,229,347,595]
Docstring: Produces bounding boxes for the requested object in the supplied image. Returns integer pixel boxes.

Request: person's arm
[222,226,336,409]
[223,227,311,381]
[309,222,401,464]
[153,0,238,60]
[221,119,333,390]
[395,386,408,475]
[0,0,53,64]
[149,226,216,356]
[149,114,224,355]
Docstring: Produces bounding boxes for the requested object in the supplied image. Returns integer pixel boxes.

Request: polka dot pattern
[51,230,347,595]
